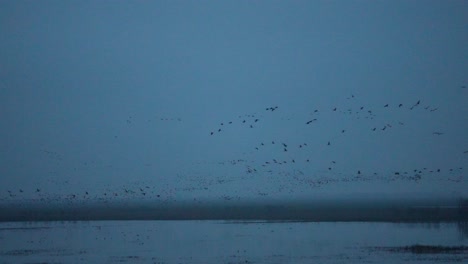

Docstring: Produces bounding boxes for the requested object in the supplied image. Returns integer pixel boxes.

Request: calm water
[0,221,467,263]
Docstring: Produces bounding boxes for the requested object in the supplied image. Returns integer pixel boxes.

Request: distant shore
[1,196,467,222]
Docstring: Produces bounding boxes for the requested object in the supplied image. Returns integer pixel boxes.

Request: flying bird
[410,100,421,110]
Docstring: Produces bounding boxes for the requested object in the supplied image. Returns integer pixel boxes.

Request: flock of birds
[1,90,467,204]
[199,94,466,199]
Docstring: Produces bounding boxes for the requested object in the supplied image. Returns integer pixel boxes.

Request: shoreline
[1,196,467,222]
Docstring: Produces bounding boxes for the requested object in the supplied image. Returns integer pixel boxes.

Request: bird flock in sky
[197,95,466,200]
[1,89,467,204]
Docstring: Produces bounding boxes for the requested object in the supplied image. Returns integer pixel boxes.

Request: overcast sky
[0,0,467,203]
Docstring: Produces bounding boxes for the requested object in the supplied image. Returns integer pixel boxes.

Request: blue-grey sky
[0,0,467,203]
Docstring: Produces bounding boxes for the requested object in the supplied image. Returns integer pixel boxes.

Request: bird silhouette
[410,100,421,110]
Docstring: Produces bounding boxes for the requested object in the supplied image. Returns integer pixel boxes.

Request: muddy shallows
[371,245,468,254]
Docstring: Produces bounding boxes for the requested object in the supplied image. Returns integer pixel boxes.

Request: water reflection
[0,221,466,264]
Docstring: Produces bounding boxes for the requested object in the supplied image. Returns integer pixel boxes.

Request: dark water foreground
[1,196,467,222]
[0,221,467,264]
